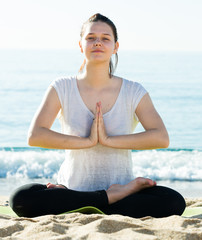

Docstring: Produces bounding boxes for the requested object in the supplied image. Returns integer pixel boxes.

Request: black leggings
[9,183,186,218]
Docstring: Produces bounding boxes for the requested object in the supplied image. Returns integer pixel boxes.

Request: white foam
[0,149,64,179]
[132,150,202,181]
[0,149,202,181]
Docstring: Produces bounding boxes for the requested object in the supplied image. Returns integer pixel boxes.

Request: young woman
[10,13,186,218]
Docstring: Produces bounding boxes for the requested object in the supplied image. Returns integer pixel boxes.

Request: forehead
[83,22,113,36]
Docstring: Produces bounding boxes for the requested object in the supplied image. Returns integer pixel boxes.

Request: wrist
[100,136,111,147]
[86,136,97,148]
[69,136,97,149]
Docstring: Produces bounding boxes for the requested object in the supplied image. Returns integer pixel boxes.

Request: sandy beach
[0,196,202,240]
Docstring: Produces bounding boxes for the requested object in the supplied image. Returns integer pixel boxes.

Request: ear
[79,40,83,53]
[113,41,119,54]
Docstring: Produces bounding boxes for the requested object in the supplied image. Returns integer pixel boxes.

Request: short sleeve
[50,78,66,110]
[132,82,148,121]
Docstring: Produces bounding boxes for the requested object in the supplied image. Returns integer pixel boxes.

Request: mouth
[92,50,104,53]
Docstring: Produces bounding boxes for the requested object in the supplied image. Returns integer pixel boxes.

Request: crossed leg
[9,177,185,218]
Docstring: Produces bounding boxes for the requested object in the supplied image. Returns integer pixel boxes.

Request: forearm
[103,129,169,150]
[28,127,93,149]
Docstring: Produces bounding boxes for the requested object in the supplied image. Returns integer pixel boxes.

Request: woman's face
[79,21,119,64]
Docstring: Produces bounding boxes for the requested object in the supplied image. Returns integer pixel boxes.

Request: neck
[78,61,113,89]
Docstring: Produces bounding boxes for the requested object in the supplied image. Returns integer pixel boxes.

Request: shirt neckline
[73,76,125,118]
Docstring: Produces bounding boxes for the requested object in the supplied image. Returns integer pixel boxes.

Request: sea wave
[0,147,201,181]
[132,149,202,181]
[0,148,64,179]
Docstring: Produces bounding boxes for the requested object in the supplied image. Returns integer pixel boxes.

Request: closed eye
[87,37,95,40]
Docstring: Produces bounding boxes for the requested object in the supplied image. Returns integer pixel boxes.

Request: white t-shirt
[51,76,147,191]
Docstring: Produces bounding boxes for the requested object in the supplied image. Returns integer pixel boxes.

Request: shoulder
[113,75,141,88]
[121,77,147,95]
[50,76,77,95]
[122,77,142,87]
[51,76,76,88]
[50,76,76,101]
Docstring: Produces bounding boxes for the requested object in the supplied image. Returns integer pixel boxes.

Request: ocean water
[0,49,202,197]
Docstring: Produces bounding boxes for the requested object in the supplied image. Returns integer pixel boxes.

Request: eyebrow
[87,33,112,36]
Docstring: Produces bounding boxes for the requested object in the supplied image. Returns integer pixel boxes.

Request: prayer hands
[89,102,109,146]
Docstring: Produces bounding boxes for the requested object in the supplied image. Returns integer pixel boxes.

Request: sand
[0,196,202,240]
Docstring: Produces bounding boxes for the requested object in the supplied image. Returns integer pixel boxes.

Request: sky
[0,0,202,51]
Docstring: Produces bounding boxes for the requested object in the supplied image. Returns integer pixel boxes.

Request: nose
[94,38,102,46]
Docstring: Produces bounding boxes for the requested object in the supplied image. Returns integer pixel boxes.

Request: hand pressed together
[88,102,109,146]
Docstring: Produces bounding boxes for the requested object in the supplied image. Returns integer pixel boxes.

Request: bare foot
[46,183,67,189]
[106,177,156,204]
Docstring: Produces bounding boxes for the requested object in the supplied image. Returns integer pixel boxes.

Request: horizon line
[0,48,202,53]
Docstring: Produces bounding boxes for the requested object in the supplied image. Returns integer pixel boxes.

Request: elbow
[159,132,170,149]
[161,137,170,149]
[27,130,38,147]
[27,132,35,146]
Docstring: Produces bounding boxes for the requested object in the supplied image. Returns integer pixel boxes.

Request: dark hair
[79,13,118,78]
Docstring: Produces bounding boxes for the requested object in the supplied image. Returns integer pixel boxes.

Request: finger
[98,103,103,124]
[92,103,98,121]
[99,102,103,118]
[98,107,104,130]
[96,102,99,114]
[96,102,100,118]
[95,103,99,121]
